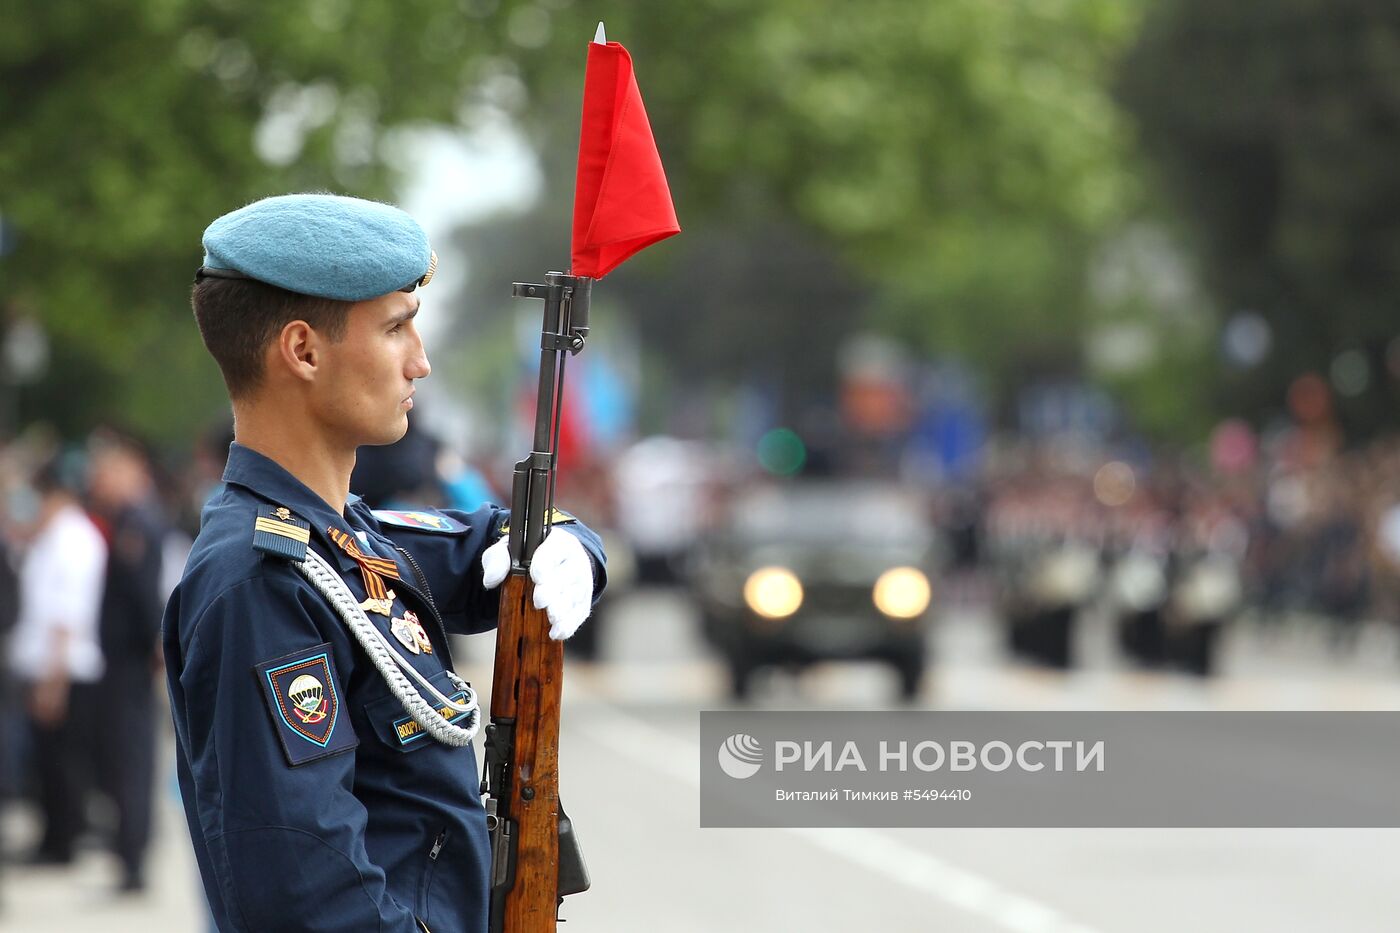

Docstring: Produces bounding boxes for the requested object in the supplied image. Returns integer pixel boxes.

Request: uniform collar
[222,443,363,574]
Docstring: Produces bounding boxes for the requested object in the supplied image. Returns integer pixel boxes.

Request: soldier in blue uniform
[163,194,605,933]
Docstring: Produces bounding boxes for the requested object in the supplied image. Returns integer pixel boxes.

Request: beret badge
[419,251,438,288]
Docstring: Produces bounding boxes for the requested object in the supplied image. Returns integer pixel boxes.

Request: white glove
[481,536,511,590]
[481,530,595,640]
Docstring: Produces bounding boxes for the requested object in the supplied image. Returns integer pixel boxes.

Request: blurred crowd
[964,433,1400,674]
[0,426,180,900]
[5,411,1400,899]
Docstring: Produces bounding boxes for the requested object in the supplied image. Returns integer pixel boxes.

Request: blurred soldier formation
[980,438,1400,676]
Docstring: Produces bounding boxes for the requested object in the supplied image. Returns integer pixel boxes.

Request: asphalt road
[8,589,1400,932]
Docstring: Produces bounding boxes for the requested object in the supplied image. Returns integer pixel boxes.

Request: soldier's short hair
[190,277,349,399]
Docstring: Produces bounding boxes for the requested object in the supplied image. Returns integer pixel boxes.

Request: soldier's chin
[366,414,410,447]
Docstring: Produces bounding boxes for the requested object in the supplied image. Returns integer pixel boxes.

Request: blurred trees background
[1121,0,1400,437]
[0,0,501,437]
[1,0,1396,445]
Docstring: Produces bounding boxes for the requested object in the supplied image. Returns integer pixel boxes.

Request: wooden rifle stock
[487,571,563,931]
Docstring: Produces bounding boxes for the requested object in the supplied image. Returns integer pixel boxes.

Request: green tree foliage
[1,0,1145,439]
[1121,0,1400,434]
[512,2,1146,380]
[0,0,511,438]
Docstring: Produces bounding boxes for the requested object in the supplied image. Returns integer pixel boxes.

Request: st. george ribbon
[481,22,680,933]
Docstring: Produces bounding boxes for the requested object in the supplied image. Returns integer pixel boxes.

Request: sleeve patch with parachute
[255,643,358,766]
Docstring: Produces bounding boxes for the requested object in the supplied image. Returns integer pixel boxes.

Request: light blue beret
[199,193,437,302]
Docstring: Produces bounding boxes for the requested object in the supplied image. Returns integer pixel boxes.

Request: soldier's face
[314,290,431,447]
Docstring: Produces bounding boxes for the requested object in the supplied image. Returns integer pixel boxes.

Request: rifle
[480,26,678,931]
[482,272,593,932]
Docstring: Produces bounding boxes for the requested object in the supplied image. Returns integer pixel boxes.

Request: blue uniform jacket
[163,444,605,933]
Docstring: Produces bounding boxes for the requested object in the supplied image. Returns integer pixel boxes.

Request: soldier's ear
[276,320,319,383]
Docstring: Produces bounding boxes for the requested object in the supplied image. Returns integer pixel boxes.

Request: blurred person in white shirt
[7,456,107,865]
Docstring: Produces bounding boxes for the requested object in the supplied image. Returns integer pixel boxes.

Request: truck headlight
[744,567,803,619]
[873,567,931,619]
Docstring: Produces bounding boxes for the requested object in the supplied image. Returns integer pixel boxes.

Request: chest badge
[359,589,396,618]
[391,610,433,655]
[406,610,433,654]
[391,615,421,654]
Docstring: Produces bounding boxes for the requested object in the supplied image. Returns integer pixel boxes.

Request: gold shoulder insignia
[253,505,310,560]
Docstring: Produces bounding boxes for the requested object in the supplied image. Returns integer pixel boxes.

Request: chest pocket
[363,669,474,753]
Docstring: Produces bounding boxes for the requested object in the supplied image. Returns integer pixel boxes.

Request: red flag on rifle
[571,35,680,279]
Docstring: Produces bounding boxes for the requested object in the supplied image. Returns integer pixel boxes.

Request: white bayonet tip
[594,22,606,44]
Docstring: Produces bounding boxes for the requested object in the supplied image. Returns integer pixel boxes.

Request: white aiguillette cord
[293,548,480,747]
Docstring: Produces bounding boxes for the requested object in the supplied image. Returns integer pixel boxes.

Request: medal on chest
[328,526,403,618]
[391,614,419,654]
[359,589,396,617]
[391,609,433,655]
[327,527,434,656]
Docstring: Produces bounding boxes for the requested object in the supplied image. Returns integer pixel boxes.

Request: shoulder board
[373,509,469,534]
[253,504,310,561]
[497,508,577,537]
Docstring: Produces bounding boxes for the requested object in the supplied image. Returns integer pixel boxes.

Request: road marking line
[573,703,1103,933]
